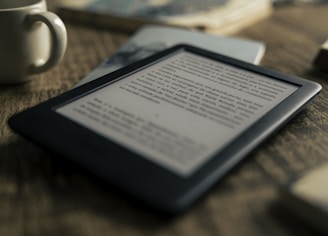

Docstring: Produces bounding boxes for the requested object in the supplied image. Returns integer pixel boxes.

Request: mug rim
[0,0,44,11]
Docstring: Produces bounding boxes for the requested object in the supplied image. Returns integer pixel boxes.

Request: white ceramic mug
[0,0,67,84]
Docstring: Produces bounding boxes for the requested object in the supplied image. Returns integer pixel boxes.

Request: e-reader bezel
[8,44,321,214]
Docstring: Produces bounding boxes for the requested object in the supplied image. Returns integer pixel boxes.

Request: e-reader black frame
[8,44,322,214]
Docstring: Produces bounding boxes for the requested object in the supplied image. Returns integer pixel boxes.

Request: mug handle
[26,12,67,74]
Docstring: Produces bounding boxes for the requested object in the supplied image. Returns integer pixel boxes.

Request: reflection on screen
[57,50,298,176]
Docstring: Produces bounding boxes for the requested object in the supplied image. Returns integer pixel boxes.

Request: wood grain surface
[1,2,328,236]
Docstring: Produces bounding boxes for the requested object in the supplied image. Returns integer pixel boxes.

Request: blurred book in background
[57,0,272,35]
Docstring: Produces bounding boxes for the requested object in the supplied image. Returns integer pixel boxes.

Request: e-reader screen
[56,50,299,177]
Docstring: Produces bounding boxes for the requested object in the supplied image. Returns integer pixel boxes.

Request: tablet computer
[8,44,321,214]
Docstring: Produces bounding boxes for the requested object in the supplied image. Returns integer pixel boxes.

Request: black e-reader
[8,44,322,214]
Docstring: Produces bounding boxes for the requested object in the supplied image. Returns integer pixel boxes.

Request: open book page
[57,0,272,34]
[75,25,266,87]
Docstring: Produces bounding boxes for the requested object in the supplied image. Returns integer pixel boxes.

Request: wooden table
[1,2,328,236]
